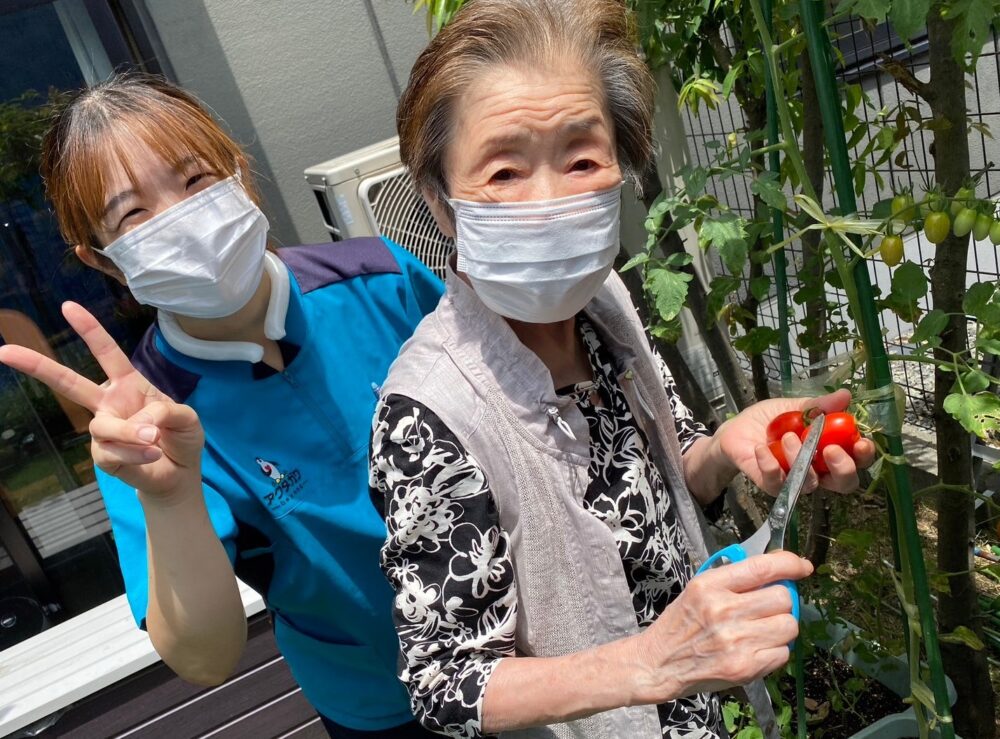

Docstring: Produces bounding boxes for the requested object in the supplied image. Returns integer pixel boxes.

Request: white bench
[0,581,264,738]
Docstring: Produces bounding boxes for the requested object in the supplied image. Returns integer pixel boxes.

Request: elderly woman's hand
[631,550,812,702]
[714,388,876,496]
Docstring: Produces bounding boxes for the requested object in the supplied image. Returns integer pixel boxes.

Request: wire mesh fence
[680,20,1000,431]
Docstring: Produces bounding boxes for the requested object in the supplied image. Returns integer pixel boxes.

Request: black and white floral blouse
[369,317,723,739]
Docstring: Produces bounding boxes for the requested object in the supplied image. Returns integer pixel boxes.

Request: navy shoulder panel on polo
[131,325,201,404]
[277,238,401,294]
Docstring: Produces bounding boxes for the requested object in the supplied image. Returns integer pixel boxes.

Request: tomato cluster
[879,186,1000,266]
[765,411,862,475]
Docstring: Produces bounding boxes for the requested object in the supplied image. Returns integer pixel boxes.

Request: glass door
[0,0,156,651]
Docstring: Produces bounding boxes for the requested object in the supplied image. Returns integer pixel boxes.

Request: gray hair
[397,0,654,211]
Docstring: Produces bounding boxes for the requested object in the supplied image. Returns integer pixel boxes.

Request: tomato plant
[879,234,903,266]
[923,211,950,244]
[953,207,977,238]
[801,412,861,475]
[766,410,806,442]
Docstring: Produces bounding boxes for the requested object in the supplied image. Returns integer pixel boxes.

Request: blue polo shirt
[96,238,443,730]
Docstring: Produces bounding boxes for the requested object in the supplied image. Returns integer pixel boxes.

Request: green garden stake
[761,1,804,734]
[795,1,954,733]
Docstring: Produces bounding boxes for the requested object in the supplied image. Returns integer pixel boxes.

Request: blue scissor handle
[696,542,749,572]
[696,544,800,644]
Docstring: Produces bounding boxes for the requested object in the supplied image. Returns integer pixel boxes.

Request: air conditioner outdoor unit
[304,137,454,278]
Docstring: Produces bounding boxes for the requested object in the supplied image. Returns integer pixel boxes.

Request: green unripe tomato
[974,212,993,241]
[954,207,977,238]
[891,193,915,222]
[951,187,975,216]
[990,220,1000,246]
[879,235,904,267]
[924,211,951,244]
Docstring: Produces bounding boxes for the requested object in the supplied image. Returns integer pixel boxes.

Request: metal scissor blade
[744,680,779,739]
[766,413,825,553]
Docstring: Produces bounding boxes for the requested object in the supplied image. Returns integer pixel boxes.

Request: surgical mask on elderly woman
[450,183,622,323]
[103,176,269,318]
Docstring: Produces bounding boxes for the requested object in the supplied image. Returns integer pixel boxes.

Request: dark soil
[777,654,908,738]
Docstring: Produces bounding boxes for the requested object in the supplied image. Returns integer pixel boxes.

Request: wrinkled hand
[716,389,876,495]
[634,551,812,701]
[0,302,204,498]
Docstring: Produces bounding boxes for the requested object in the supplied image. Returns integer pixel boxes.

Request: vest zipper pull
[546,406,577,441]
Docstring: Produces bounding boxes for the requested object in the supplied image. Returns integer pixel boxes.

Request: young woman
[0,74,442,738]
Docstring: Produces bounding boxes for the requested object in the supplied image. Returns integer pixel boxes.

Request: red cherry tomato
[766,411,807,443]
[800,411,861,475]
[768,440,790,473]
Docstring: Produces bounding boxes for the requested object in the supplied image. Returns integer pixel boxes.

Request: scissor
[694,413,825,739]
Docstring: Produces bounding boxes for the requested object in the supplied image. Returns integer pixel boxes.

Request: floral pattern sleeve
[651,349,711,453]
[369,394,518,739]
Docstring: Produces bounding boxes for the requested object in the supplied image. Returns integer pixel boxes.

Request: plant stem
[747,0,955,732]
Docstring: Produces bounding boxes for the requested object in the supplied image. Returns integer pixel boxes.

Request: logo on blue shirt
[254,457,306,512]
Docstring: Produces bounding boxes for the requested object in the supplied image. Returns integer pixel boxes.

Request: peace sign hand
[0,302,204,500]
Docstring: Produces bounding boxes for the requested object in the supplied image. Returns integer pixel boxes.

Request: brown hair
[397,0,654,206]
[40,72,260,249]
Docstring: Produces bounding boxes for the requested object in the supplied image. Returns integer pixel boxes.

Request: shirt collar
[158,251,290,363]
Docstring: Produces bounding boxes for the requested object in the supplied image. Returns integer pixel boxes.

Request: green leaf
[883,261,928,321]
[733,327,780,355]
[889,0,931,42]
[699,212,748,275]
[965,281,1000,323]
[943,391,1000,440]
[680,165,709,199]
[891,261,928,301]
[650,317,682,343]
[664,251,693,269]
[722,701,742,733]
[910,309,948,345]
[707,275,741,322]
[870,197,895,221]
[722,61,744,99]
[977,337,1000,355]
[619,252,649,272]
[853,160,867,197]
[944,0,996,64]
[750,173,788,212]
[939,625,986,650]
[645,267,693,323]
[837,0,889,23]
[750,276,771,303]
[953,369,992,394]
[876,125,895,150]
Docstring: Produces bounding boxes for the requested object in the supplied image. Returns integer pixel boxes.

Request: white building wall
[143,0,430,246]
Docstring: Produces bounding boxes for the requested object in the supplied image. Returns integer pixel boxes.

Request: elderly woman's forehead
[457,65,609,123]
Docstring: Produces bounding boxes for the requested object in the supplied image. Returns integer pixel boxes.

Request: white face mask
[450,183,622,323]
[103,176,269,319]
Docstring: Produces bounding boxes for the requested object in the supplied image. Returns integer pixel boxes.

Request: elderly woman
[369,1,874,737]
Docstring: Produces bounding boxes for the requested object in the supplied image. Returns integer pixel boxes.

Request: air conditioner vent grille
[361,167,454,279]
